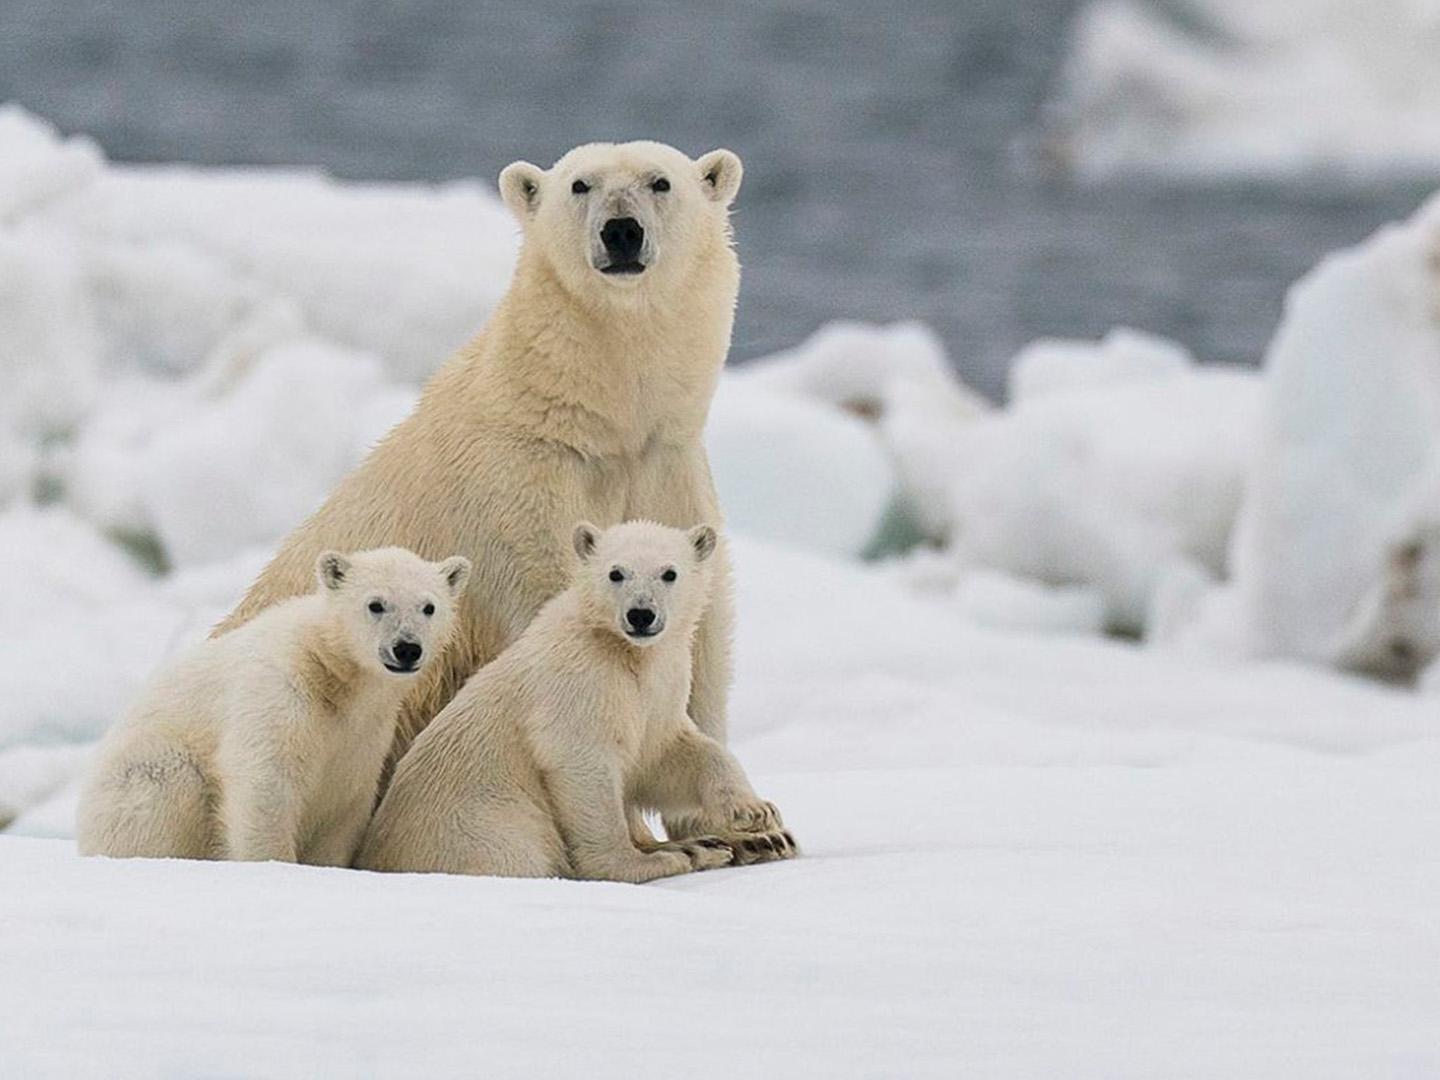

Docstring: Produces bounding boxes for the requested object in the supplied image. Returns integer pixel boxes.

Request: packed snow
[2,105,1440,1074]
[5,536,1440,1077]
[1047,0,1440,182]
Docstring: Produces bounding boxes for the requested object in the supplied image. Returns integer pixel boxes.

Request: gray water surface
[1,0,1430,397]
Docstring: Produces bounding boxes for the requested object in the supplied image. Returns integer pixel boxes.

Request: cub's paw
[666,836,734,871]
[728,826,799,866]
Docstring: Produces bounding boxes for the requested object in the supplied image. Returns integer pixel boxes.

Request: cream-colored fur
[210,142,776,850]
[77,548,471,864]
[357,522,794,882]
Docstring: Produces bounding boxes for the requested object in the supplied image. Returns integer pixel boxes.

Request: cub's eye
[422,602,436,617]
[571,179,590,195]
[367,601,385,614]
[661,569,678,583]
[651,177,670,193]
[609,569,624,583]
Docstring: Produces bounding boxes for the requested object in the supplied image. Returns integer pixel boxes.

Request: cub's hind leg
[77,739,216,859]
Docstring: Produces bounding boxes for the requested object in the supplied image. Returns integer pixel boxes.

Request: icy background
[2,0,1435,397]
[4,2,1440,1074]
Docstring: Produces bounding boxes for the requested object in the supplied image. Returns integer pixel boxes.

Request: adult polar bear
[216,141,791,857]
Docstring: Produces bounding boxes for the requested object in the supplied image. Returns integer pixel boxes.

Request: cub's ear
[573,522,600,562]
[499,160,545,220]
[316,551,351,591]
[696,149,743,205]
[688,525,718,563]
[438,556,472,598]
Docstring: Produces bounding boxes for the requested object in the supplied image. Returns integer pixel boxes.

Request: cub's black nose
[625,608,656,632]
[392,640,423,666]
[600,216,644,262]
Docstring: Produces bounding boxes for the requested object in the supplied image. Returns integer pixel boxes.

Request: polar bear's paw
[717,800,799,864]
[662,836,734,871]
[727,798,784,834]
[729,827,799,866]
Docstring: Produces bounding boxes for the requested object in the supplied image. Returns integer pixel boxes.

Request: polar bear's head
[315,547,472,678]
[571,520,718,648]
[499,141,742,302]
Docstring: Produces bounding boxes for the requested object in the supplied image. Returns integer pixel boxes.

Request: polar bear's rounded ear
[499,161,545,220]
[316,551,351,592]
[696,149,742,205]
[688,525,718,563]
[438,556,472,598]
[573,522,600,562]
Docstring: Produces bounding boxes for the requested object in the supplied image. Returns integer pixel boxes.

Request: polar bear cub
[77,547,471,865]
[357,521,794,883]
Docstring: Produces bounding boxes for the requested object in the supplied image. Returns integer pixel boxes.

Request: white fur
[357,522,793,883]
[76,548,471,864]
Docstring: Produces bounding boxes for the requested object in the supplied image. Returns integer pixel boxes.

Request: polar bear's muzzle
[623,605,663,640]
[597,216,647,275]
[382,639,424,674]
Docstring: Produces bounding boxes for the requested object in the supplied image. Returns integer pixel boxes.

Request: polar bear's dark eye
[571,179,590,195]
[650,177,670,193]
[368,600,385,614]
[609,568,624,583]
[422,602,436,616]
[661,569,678,582]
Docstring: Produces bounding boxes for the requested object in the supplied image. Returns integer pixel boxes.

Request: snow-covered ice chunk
[1172,193,1440,675]
[706,378,893,558]
[738,321,990,544]
[1048,0,1440,182]
[0,506,186,751]
[64,338,417,567]
[37,161,516,383]
[0,233,99,445]
[1008,326,1192,403]
[939,365,1258,633]
[137,340,414,567]
[740,320,986,420]
[0,105,102,222]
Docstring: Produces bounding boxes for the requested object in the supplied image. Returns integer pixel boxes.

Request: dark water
[0,0,1430,398]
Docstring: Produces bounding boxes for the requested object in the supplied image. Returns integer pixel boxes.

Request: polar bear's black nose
[392,640,423,667]
[601,217,644,262]
[625,607,656,632]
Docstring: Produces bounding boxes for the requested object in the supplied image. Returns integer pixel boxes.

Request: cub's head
[315,547,471,678]
[571,520,718,648]
[499,141,742,302]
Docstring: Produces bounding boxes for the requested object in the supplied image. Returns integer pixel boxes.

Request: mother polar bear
[215,141,792,859]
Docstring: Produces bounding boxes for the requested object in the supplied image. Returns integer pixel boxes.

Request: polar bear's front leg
[220,771,301,863]
[551,764,730,882]
[685,538,734,746]
[649,729,798,866]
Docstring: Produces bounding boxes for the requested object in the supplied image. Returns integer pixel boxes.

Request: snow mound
[1008,326,1193,403]
[1048,0,1440,182]
[706,379,893,558]
[735,320,991,544]
[65,338,417,567]
[1164,192,1440,676]
[949,365,1259,633]
[0,106,102,222]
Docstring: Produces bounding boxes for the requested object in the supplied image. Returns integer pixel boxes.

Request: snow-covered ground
[6,536,1440,1077]
[3,104,1440,1074]
[1048,0,1440,182]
